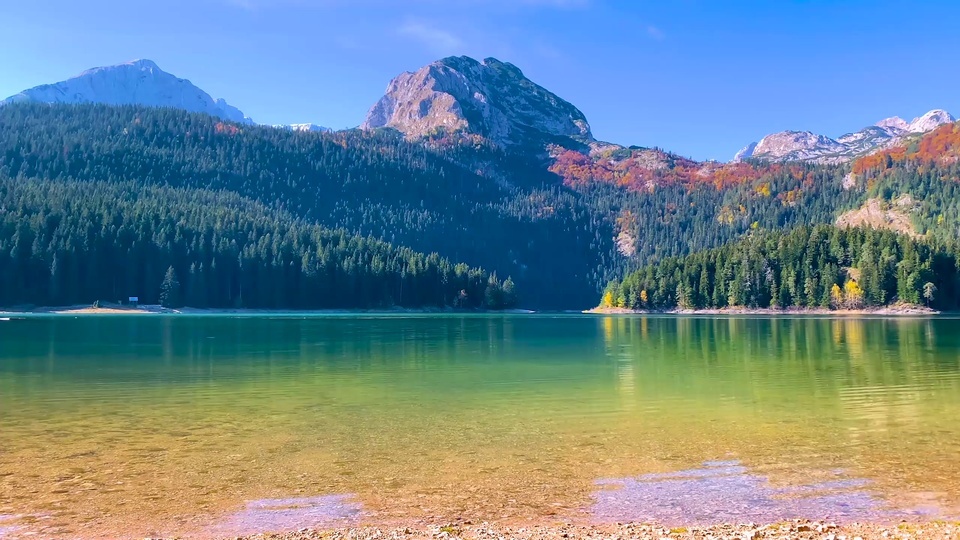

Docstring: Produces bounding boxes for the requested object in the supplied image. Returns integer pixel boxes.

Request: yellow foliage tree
[830,283,843,309]
[640,289,649,306]
[843,280,865,309]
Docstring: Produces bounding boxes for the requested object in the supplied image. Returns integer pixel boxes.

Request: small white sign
[129,297,139,302]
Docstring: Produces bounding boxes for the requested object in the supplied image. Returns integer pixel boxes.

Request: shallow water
[1,314,959,538]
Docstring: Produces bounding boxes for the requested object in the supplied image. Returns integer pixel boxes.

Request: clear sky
[2,0,958,161]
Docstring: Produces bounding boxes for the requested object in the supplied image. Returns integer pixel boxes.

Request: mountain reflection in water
[210,495,362,536]
[593,460,939,525]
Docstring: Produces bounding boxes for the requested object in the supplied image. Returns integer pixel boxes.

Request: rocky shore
[228,520,959,540]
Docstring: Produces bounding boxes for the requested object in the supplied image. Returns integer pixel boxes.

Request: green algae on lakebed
[0,314,959,537]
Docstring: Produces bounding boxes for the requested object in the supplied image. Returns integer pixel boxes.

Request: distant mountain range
[2,57,955,167]
[734,109,955,164]
[273,123,331,133]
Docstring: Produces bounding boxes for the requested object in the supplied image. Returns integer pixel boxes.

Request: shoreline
[584,304,941,316]
[0,303,947,317]
[226,520,958,540]
[6,518,959,540]
[0,303,539,316]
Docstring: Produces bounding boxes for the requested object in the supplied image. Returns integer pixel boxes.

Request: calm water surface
[1,314,959,538]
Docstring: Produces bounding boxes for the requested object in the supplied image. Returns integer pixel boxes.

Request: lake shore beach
[0,304,538,316]
[225,520,958,540]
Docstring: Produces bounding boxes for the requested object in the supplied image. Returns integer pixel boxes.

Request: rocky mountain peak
[739,130,846,162]
[1,59,252,124]
[907,109,955,133]
[875,116,909,132]
[361,56,592,147]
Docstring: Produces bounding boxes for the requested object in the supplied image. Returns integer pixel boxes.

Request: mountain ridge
[735,109,956,163]
[6,56,953,168]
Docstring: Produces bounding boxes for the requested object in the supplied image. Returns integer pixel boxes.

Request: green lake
[1,314,959,538]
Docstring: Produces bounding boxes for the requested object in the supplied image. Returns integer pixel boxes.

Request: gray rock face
[751,131,846,162]
[362,56,592,147]
[733,141,758,162]
[1,59,252,124]
[734,109,955,163]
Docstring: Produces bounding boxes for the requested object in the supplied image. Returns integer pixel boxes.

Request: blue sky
[2,0,958,160]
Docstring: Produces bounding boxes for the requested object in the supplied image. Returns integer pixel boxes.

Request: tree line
[0,177,517,309]
[601,225,960,311]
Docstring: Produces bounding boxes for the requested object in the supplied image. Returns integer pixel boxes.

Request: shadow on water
[208,494,362,536]
[592,461,939,525]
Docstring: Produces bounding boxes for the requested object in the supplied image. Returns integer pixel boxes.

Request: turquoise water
[1,314,959,538]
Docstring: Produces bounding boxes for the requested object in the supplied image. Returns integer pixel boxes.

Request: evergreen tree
[159,266,182,308]
[502,277,518,309]
[602,225,960,312]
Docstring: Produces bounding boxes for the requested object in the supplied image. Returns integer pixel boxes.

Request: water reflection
[0,515,18,539]
[2,315,960,537]
[210,495,361,536]
[593,460,937,525]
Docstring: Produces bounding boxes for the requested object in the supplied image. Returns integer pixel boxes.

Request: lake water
[1,314,959,538]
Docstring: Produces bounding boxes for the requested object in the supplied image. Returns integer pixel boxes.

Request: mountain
[0,59,252,124]
[361,56,592,148]
[274,123,332,133]
[735,109,955,163]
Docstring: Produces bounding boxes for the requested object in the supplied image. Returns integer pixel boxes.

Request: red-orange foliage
[549,150,610,187]
[549,148,804,192]
[214,122,241,136]
[852,122,960,175]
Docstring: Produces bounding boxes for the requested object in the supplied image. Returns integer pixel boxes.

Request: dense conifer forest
[0,178,516,309]
[601,225,960,311]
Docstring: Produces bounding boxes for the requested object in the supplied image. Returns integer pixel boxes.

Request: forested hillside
[601,225,960,311]
[0,103,615,308]
[558,122,960,264]
[0,178,515,309]
[2,103,959,310]
[847,121,960,243]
